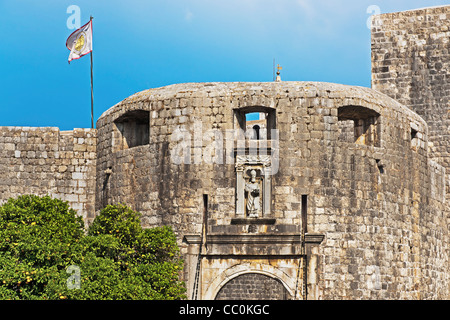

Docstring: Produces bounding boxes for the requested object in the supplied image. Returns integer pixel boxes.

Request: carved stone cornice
[183,233,325,256]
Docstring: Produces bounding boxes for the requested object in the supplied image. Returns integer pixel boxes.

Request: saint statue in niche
[245,170,261,218]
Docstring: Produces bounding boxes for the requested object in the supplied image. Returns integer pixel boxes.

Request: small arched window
[337,105,380,147]
[252,125,261,140]
[234,107,276,140]
[114,110,150,149]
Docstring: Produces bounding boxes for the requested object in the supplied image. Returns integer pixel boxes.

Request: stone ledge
[182,233,325,256]
[206,233,324,244]
[183,234,202,244]
[209,223,298,234]
[230,218,276,225]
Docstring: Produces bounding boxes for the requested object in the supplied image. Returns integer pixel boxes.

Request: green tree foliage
[0,195,186,300]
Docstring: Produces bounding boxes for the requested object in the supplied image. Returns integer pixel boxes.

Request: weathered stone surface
[215,273,289,300]
[371,5,450,300]
[372,5,449,191]
[96,79,448,300]
[0,5,448,301]
[0,127,96,223]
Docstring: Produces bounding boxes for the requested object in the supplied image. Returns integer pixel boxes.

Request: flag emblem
[74,33,85,52]
[66,20,92,63]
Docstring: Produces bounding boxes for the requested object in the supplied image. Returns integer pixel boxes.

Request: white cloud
[297,0,315,18]
[294,0,360,37]
[185,8,193,22]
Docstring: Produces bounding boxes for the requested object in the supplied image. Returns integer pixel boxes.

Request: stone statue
[245,170,260,218]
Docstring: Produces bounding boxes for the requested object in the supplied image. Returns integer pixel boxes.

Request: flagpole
[90,16,94,129]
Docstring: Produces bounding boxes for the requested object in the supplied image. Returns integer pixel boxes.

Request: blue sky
[1,0,448,130]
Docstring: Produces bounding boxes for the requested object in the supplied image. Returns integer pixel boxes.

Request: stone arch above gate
[202,262,296,300]
[215,273,290,300]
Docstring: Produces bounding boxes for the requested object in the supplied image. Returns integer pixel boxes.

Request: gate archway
[215,273,290,300]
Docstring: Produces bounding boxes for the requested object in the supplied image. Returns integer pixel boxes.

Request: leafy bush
[0,196,186,300]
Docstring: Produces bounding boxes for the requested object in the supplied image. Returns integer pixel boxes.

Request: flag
[66,20,93,63]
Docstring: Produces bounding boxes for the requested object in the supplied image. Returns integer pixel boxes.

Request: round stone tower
[96,81,448,300]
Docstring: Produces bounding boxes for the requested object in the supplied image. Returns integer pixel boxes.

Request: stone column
[263,168,271,217]
[236,166,245,217]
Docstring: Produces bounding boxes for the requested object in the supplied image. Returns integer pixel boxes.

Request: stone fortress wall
[95,81,447,299]
[0,127,96,223]
[371,6,450,298]
[371,5,450,209]
[0,5,448,300]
